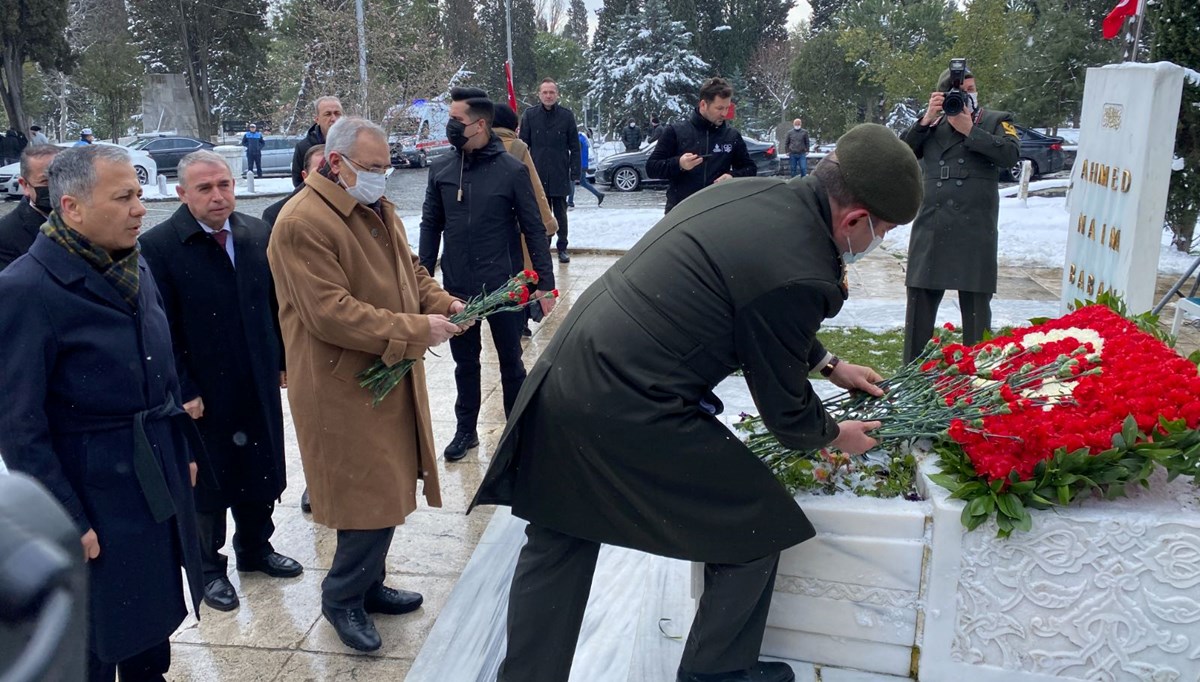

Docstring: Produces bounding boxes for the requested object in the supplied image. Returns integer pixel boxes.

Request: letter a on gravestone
[1063,63,1185,314]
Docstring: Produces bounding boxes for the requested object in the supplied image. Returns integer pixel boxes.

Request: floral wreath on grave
[738,293,1200,536]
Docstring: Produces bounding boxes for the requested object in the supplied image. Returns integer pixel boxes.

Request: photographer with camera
[901,60,1019,362]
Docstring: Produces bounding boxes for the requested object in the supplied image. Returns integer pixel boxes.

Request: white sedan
[2,141,158,200]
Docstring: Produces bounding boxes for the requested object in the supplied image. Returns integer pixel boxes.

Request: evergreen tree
[443,0,485,68]
[809,0,849,32]
[790,29,873,141]
[128,0,270,136]
[1000,0,1123,129]
[1151,0,1200,251]
[835,0,958,114]
[589,0,707,134]
[0,0,74,134]
[533,30,587,111]
[593,0,638,52]
[478,0,539,101]
[563,0,589,43]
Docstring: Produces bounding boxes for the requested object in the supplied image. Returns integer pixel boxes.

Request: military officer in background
[901,66,1019,362]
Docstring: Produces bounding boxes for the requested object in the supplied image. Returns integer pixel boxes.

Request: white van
[388,100,453,168]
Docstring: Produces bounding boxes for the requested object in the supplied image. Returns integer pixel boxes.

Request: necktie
[212,229,232,264]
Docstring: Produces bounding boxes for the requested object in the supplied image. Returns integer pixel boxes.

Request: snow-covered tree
[1152,0,1200,252]
[588,0,707,133]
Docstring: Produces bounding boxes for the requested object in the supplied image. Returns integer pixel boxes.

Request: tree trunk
[0,41,29,136]
[1172,210,1198,252]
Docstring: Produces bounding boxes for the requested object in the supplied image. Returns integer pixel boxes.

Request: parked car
[2,141,157,199]
[596,138,779,192]
[128,136,213,176]
[390,137,429,169]
[259,135,304,176]
[1006,125,1065,181]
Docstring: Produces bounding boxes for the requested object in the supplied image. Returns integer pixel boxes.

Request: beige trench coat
[496,126,557,270]
[267,172,457,530]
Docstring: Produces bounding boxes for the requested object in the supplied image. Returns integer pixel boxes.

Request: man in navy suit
[139,150,301,615]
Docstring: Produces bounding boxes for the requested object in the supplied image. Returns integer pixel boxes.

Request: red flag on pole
[505,61,518,113]
[1102,0,1138,40]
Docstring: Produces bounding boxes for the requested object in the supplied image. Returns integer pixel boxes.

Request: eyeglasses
[341,155,390,175]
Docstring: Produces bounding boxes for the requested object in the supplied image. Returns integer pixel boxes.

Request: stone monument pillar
[1062,62,1185,314]
[214,145,245,180]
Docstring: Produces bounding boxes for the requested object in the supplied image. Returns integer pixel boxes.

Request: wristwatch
[820,355,841,378]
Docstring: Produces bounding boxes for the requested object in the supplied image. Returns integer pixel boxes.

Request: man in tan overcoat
[267,116,467,653]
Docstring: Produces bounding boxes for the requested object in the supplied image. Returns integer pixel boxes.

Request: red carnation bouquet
[357,270,557,406]
[742,297,1200,535]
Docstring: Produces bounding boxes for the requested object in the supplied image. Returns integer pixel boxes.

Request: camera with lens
[941,58,970,116]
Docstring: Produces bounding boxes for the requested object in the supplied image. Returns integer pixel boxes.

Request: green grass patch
[817,327,907,377]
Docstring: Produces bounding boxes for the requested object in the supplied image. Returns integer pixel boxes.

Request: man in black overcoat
[0,144,62,270]
[519,77,580,262]
[471,124,924,682]
[140,150,301,614]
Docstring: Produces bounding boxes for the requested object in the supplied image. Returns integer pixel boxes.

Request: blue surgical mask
[842,215,883,264]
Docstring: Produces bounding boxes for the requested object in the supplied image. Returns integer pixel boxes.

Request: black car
[1006,125,1066,181]
[596,138,779,192]
[128,136,214,176]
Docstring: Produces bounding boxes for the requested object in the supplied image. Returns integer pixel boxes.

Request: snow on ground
[408,190,1198,276]
[883,194,1199,275]
[142,177,293,201]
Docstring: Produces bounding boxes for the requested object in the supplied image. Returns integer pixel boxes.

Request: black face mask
[446,119,471,151]
[33,185,52,214]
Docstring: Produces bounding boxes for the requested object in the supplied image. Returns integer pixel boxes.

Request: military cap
[937,68,974,91]
[833,123,923,225]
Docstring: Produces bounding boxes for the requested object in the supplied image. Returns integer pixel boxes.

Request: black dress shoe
[558,250,571,263]
[676,662,795,682]
[598,193,606,206]
[238,552,303,578]
[521,324,532,337]
[301,488,312,513]
[322,605,382,652]
[444,431,478,461]
[365,585,423,615]
[203,577,239,612]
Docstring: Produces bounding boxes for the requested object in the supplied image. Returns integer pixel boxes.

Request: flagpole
[1129,0,1146,62]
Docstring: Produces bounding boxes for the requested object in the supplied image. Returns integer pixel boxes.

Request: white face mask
[842,215,883,264]
[339,157,387,204]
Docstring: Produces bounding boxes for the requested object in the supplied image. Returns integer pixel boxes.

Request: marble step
[408,507,696,681]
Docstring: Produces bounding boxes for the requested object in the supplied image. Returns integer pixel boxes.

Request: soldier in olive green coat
[902,68,1020,362]
[471,124,923,682]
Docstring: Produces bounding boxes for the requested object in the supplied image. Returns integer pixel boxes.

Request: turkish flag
[505,62,518,113]
[1102,0,1137,40]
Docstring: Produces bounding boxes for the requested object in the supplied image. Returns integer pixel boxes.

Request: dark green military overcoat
[471,175,851,564]
[902,109,1019,293]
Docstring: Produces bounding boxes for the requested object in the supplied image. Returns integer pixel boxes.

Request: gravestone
[1062,62,1185,314]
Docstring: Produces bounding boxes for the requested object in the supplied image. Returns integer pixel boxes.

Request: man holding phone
[647,77,757,214]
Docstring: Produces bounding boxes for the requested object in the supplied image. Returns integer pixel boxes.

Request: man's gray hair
[315,96,342,114]
[47,144,132,210]
[325,117,386,158]
[20,144,64,180]
[178,150,232,186]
